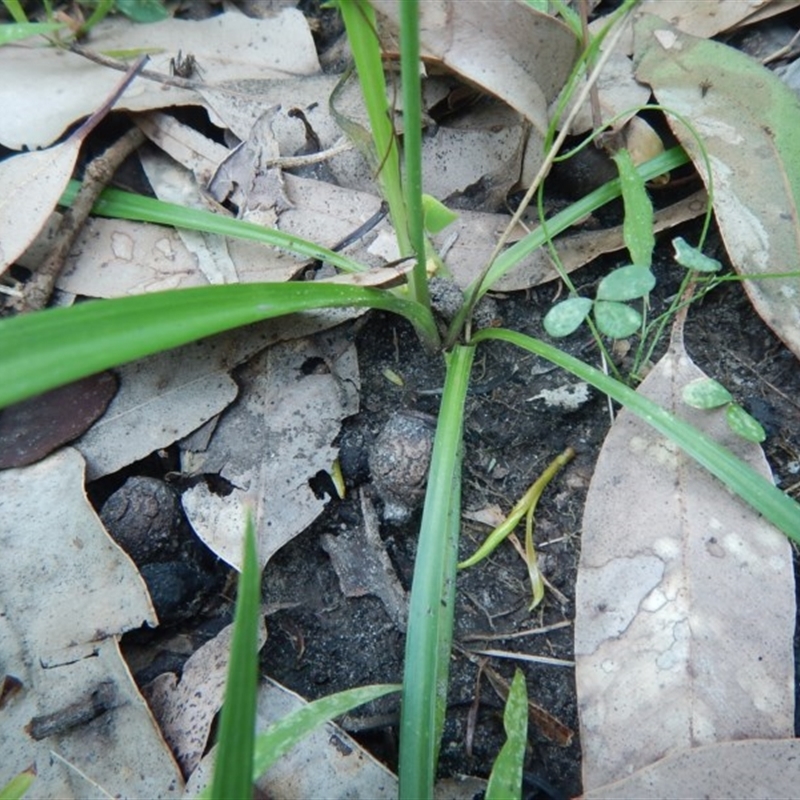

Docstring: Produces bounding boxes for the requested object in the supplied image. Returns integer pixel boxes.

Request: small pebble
[369,411,436,523]
[100,477,180,564]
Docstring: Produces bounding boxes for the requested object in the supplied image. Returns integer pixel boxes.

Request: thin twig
[16,127,146,312]
[69,43,203,90]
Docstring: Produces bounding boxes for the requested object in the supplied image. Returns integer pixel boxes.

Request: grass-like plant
[2,1,800,798]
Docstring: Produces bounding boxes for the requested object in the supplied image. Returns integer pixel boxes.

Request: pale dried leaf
[184,676,398,799]
[0,139,80,273]
[136,111,230,187]
[374,0,578,186]
[372,0,579,137]
[0,9,320,150]
[0,448,180,797]
[144,620,267,777]
[438,191,706,290]
[634,15,800,360]
[556,51,650,135]
[75,314,359,481]
[420,99,526,207]
[583,739,800,800]
[140,148,240,284]
[53,217,207,297]
[181,331,360,570]
[636,0,795,39]
[575,340,795,790]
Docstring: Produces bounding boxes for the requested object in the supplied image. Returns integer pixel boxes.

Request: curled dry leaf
[634,14,800,361]
[372,0,579,184]
[575,335,795,790]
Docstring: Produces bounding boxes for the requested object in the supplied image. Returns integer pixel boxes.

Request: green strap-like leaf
[0,282,439,409]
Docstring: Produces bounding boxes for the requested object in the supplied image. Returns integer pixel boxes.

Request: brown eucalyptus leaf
[634,14,800,360]
[0,371,117,469]
[575,336,795,791]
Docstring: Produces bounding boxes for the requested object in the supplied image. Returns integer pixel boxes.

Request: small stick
[70,43,202,90]
[16,126,146,312]
[27,681,118,740]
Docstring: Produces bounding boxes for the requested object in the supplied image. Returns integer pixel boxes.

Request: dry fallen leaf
[75,313,360,481]
[574,332,795,790]
[372,0,579,186]
[0,448,181,797]
[635,0,799,39]
[583,738,800,799]
[184,676,398,799]
[144,619,268,778]
[181,330,360,569]
[0,139,82,274]
[634,14,800,361]
[0,9,321,151]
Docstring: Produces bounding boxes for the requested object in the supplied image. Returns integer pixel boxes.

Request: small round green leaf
[672,236,722,272]
[597,265,656,301]
[726,404,766,443]
[593,300,641,338]
[543,297,593,337]
[682,377,732,409]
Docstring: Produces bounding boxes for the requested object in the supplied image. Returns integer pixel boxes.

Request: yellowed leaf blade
[0,140,80,273]
[634,14,800,360]
[574,339,795,791]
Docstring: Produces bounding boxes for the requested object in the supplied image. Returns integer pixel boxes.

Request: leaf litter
[1,1,800,797]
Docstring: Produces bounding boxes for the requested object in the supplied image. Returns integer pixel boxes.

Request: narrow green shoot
[250,683,401,781]
[0,769,35,800]
[209,513,261,800]
[485,670,529,800]
[399,345,474,800]
[472,328,800,545]
[0,21,65,43]
[398,0,431,309]
[58,181,369,275]
[337,0,411,257]
[2,0,28,23]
